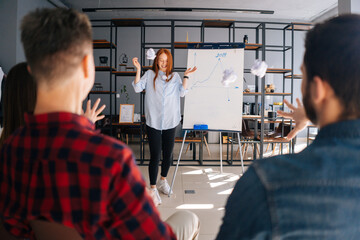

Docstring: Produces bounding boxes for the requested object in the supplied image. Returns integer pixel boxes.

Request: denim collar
[316,119,360,139]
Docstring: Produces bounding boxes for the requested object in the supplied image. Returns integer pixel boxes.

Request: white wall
[338,0,360,15]
[0,0,18,73]
[0,0,53,73]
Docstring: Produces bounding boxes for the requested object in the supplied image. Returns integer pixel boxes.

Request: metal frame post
[260,22,266,159]
[115,25,118,116]
[110,21,113,136]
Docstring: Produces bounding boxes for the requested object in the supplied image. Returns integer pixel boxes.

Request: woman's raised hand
[132,57,141,70]
[184,66,197,77]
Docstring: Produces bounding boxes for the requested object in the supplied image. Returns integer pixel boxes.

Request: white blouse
[132,70,187,130]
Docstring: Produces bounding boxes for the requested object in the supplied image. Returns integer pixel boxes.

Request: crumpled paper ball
[221,68,237,87]
[251,59,268,78]
[162,75,167,80]
[146,48,156,60]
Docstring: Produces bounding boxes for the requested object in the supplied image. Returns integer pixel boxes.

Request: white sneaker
[157,179,173,195]
[150,188,162,206]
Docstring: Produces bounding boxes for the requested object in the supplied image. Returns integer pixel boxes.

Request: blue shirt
[132,70,186,130]
[217,119,360,239]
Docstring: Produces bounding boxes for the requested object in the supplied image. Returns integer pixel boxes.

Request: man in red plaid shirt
[0,8,199,239]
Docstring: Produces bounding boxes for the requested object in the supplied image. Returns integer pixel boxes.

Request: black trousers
[146,125,176,185]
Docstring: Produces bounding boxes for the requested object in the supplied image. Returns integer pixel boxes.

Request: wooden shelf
[174,41,202,48]
[112,122,141,126]
[202,19,234,27]
[245,43,262,50]
[266,68,292,74]
[89,91,116,94]
[112,18,143,26]
[142,66,152,70]
[93,40,116,49]
[263,119,294,124]
[243,92,292,96]
[173,42,261,50]
[243,115,262,119]
[243,116,294,122]
[113,71,136,76]
[285,74,302,79]
[287,22,312,31]
[95,66,116,72]
[262,138,291,143]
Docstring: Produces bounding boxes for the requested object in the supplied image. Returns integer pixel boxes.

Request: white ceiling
[59,0,338,22]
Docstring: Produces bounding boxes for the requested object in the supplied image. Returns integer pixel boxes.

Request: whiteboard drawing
[183,48,244,131]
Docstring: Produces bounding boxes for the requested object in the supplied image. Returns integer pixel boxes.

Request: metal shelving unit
[90,18,311,164]
[91,34,117,135]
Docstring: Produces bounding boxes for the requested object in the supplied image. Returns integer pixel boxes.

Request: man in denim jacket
[217,14,360,240]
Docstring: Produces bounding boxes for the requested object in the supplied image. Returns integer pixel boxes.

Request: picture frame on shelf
[119,104,134,123]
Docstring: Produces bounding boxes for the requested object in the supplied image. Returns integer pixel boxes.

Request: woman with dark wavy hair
[0,62,105,148]
[0,62,36,147]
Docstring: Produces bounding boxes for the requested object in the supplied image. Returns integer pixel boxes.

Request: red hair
[152,48,174,89]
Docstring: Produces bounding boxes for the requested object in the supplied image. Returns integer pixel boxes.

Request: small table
[307,125,318,146]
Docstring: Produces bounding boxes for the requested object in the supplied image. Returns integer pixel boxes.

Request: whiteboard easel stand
[169,130,188,197]
[168,130,244,198]
[237,132,245,174]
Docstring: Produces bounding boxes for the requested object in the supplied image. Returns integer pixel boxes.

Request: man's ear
[27,65,32,74]
[82,54,90,79]
[311,76,327,104]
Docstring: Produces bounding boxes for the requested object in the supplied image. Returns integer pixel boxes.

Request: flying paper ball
[162,75,167,80]
[146,48,156,60]
[222,68,237,87]
[251,59,268,78]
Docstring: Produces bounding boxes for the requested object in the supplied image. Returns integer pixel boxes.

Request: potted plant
[120,85,129,104]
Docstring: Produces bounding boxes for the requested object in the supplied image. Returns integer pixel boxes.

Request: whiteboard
[183,48,244,131]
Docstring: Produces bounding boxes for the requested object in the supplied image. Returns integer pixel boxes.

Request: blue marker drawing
[188,51,240,102]
[215,52,227,58]
[189,53,225,90]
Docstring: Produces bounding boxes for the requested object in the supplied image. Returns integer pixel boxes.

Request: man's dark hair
[304,14,360,119]
[21,8,92,83]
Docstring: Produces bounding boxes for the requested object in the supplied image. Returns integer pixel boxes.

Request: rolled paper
[146,48,156,60]
[222,68,237,87]
[251,59,268,78]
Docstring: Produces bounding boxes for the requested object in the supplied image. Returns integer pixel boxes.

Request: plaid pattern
[0,112,175,239]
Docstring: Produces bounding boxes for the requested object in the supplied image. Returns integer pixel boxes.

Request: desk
[241,118,295,158]
[112,122,142,143]
[175,135,202,164]
[112,122,145,163]
[175,131,205,164]
[307,125,318,146]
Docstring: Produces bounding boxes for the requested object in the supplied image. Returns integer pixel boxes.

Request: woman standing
[132,49,196,205]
